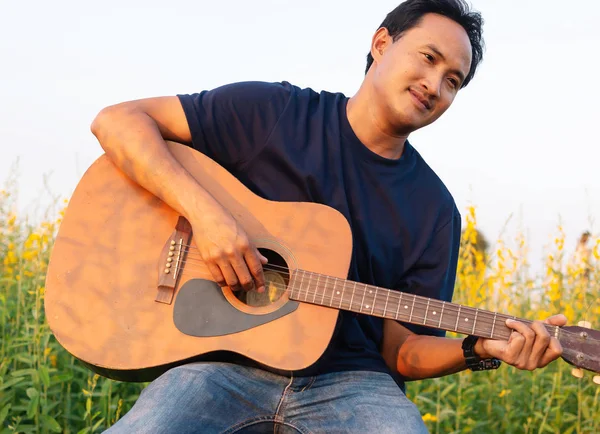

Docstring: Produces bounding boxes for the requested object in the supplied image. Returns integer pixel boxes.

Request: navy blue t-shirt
[177,81,461,386]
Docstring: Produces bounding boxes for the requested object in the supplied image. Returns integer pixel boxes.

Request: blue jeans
[104,362,428,433]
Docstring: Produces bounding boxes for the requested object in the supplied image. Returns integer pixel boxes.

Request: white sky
[1,0,599,274]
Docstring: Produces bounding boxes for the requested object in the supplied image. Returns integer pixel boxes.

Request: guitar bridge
[155,216,193,304]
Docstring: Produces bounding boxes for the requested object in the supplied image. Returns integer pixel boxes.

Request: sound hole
[232,249,289,307]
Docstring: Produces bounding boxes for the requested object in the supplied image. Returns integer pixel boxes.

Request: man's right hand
[194,207,268,293]
[91,96,268,292]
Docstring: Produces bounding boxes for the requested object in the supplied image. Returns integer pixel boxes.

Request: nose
[420,73,442,100]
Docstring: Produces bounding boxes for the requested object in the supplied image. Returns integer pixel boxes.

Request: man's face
[370,13,473,133]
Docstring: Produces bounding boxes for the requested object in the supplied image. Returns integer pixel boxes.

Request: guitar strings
[177,251,548,326]
[168,253,599,344]
[170,243,598,341]
[176,250,593,338]
[174,267,600,350]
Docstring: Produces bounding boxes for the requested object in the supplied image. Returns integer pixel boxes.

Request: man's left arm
[381,315,566,381]
[380,206,565,380]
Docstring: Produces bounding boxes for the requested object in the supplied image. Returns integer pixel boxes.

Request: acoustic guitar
[44,141,600,383]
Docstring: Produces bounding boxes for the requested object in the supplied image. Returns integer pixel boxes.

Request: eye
[423,53,435,63]
[447,77,459,89]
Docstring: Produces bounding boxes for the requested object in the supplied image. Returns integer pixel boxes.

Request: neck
[346,82,409,160]
[287,268,559,342]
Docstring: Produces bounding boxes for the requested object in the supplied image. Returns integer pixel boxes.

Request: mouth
[409,88,431,111]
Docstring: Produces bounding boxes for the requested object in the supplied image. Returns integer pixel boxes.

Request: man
[93,0,565,432]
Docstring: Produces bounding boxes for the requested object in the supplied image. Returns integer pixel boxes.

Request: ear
[370,27,392,66]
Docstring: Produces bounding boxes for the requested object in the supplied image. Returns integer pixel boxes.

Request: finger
[539,337,563,368]
[217,260,241,291]
[256,249,268,265]
[528,320,551,368]
[207,262,226,287]
[245,249,267,293]
[543,314,568,326]
[230,253,255,292]
[504,320,531,365]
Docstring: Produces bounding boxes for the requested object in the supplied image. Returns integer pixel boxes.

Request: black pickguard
[173,279,299,337]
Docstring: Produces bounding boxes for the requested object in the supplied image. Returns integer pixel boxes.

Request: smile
[409,89,431,111]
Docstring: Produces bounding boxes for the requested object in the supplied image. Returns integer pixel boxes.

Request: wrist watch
[462,335,502,371]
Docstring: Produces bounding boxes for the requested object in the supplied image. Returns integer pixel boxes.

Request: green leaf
[92,418,105,432]
[38,366,50,389]
[51,373,73,383]
[77,428,91,434]
[26,387,39,399]
[440,382,456,399]
[0,377,24,391]
[84,398,91,418]
[542,423,555,434]
[415,395,437,407]
[40,415,62,433]
[9,368,37,377]
[0,404,10,426]
[26,394,39,418]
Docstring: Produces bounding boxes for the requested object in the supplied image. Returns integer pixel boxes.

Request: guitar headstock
[560,321,600,384]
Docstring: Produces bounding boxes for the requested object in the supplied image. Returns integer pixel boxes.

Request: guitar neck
[288,269,559,341]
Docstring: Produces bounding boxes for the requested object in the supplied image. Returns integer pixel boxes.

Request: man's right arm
[90,97,267,292]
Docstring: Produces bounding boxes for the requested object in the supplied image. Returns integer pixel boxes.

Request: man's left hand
[475,314,567,370]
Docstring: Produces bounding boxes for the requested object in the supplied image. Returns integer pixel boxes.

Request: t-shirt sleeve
[397,204,461,337]
[177,81,292,171]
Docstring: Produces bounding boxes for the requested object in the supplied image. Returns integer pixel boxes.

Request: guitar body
[44,142,353,381]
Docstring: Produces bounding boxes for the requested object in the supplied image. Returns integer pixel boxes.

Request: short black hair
[365,0,484,88]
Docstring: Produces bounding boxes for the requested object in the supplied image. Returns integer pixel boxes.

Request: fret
[302,271,310,302]
[455,305,461,332]
[438,302,445,328]
[296,271,302,300]
[457,308,477,335]
[359,283,367,313]
[472,308,478,335]
[324,275,333,307]
[429,301,441,325]
[491,312,497,339]
[409,295,415,322]
[334,278,342,309]
[424,299,430,325]
[383,290,390,317]
[395,293,402,320]
[349,282,357,311]
[312,273,320,304]
[324,275,332,306]
[371,288,378,314]
[297,269,307,300]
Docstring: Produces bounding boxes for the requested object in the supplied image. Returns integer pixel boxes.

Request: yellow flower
[499,389,511,398]
[422,413,438,422]
[22,250,38,260]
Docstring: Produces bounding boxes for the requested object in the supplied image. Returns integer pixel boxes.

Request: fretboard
[288,269,557,341]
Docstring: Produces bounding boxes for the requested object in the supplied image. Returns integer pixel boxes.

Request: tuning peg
[593,376,600,385]
[578,321,592,328]
[572,368,584,378]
